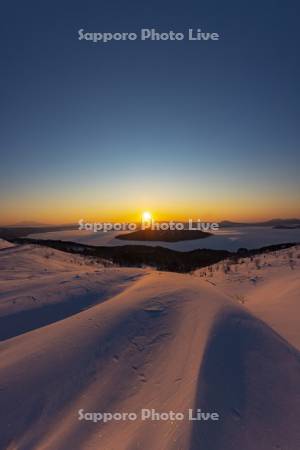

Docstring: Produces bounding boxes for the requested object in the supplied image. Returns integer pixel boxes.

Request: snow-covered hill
[0,244,299,450]
[0,239,15,250]
[194,245,300,349]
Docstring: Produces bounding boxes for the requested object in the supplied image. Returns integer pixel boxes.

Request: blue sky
[0,0,299,224]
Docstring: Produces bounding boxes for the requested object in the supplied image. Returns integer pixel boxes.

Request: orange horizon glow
[1,202,300,227]
[2,159,299,227]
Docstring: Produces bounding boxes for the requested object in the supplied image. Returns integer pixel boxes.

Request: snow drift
[0,244,299,450]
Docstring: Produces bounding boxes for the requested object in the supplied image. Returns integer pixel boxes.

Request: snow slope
[0,245,145,341]
[194,245,300,349]
[0,239,15,250]
[0,245,299,450]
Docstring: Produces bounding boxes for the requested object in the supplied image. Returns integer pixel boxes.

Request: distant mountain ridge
[220,218,300,227]
[10,221,50,227]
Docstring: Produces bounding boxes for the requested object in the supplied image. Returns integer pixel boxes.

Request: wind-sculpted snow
[0,245,299,449]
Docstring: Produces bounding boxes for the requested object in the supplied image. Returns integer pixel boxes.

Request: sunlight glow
[142,211,152,222]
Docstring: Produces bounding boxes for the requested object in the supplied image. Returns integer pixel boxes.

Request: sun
[142,211,152,222]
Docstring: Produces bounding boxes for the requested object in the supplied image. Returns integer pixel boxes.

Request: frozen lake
[29,226,300,252]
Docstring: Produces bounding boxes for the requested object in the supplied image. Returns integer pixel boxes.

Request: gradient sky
[1,0,299,225]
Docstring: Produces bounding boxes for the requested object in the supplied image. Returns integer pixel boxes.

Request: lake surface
[29,226,300,252]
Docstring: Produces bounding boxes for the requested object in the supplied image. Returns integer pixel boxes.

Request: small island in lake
[116,229,212,242]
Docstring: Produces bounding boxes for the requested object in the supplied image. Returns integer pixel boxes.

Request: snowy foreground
[0,242,299,450]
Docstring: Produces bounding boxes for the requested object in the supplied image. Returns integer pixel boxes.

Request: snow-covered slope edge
[194,245,300,349]
[0,239,15,250]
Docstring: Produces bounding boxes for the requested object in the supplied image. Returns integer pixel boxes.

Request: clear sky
[1,0,299,225]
